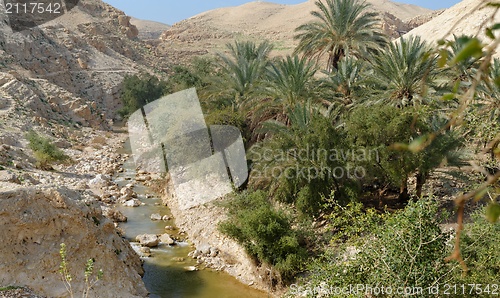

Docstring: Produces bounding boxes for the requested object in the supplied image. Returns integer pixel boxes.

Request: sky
[102,0,462,25]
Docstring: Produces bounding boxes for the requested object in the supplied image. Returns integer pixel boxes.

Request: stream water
[113,142,267,298]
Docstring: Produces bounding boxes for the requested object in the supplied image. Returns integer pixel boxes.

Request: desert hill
[130,17,171,40]
[158,0,433,62]
[405,0,500,45]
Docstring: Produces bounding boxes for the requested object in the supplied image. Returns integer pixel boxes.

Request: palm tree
[206,40,273,109]
[246,55,317,128]
[371,36,437,107]
[473,58,500,157]
[477,58,500,121]
[319,57,368,120]
[294,0,387,72]
[447,35,481,86]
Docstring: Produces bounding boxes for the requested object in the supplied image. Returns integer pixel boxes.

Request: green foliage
[26,130,70,169]
[440,35,481,87]
[207,40,273,108]
[0,286,21,291]
[204,106,247,139]
[346,104,463,199]
[294,0,387,71]
[456,208,500,286]
[371,36,437,105]
[246,55,318,129]
[325,200,383,244]
[303,198,453,297]
[167,57,218,93]
[265,55,317,108]
[119,73,168,117]
[218,190,307,281]
[249,104,355,216]
[320,57,368,115]
[486,202,500,223]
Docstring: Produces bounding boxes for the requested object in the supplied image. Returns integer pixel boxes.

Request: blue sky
[102,0,461,25]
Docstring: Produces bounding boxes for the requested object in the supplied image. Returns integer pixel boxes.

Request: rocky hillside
[0,0,169,129]
[0,185,147,298]
[0,0,169,296]
[157,0,434,62]
[405,0,500,45]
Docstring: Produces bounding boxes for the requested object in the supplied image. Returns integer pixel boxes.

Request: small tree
[346,105,463,201]
[119,73,168,117]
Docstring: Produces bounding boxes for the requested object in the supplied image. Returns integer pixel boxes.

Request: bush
[26,131,70,169]
[119,73,168,117]
[325,200,383,244]
[454,208,500,287]
[303,198,453,297]
[346,104,463,201]
[248,110,357,217]
[218,190,307,282]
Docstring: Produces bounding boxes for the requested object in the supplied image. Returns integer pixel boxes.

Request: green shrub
[119,73,168,117]
[248,109,357,217]
[59,243,103,298]
[325,200,383,244]
[204,106,247,135]
[346,104,463,201]
[218,190,307,282]
[303,198,453,297]
[454,208,500,287]
[26,131,70,169]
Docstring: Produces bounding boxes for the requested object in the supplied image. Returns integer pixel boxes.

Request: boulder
[150,213,162,221]
[184,266,198,272]
[209,247,219,257]
[136,234,159,247]
[123,199,141,207]
[103,208,127,222]
[89,174,110,188]
[159,233,175,245]
[119,186,134,198]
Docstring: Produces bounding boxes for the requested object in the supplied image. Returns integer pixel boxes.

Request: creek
[113,141,267,298]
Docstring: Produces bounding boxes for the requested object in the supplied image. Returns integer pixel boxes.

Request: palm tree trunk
[328,48,345,72]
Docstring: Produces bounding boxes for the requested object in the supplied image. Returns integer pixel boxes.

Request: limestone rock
[150,213,162,221]
[159,233,175,245]
[136,234,159,247]
[123,199,142,207]
[0,187,147,298]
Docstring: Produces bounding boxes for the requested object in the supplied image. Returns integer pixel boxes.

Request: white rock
[159,234,175,245]
[88,174,110,187]
[136,234,159,247]
[123,199,141,207]
[183,266,198,272]
[150,213,162,221]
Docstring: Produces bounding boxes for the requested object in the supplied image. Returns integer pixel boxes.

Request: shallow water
[115,142,267,298]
